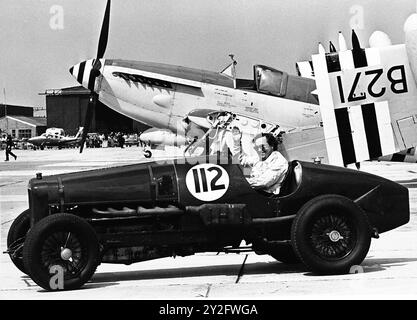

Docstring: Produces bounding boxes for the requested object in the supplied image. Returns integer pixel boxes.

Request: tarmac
[1,146,417,300]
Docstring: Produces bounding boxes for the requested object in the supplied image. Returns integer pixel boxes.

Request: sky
[0,0,416,108]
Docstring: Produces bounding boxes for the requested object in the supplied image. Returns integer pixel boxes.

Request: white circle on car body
[185,163,230,201]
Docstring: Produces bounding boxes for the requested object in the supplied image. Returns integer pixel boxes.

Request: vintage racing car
[6,155,409,290]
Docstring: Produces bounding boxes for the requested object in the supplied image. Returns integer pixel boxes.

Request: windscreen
[254,65,288,97]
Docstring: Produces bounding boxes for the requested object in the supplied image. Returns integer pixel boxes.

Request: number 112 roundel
[185,164,230,202]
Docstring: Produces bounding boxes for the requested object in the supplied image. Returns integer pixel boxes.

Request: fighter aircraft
[69,0,320,152]
[69,0,417,167]
[28,127,83,150]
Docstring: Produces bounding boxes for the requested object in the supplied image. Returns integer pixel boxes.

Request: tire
[7,210,31,274]
[291,194,371,275]
[23,213,100,291]
[269,242,300,264]
[144,150,152,158]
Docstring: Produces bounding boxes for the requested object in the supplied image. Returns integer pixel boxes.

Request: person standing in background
[5,134,17,161]
[118,132,125,148]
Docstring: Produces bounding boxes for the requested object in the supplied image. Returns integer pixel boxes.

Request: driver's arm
[230,127,258,166]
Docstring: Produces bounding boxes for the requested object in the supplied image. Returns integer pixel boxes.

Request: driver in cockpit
[230,127,288,195]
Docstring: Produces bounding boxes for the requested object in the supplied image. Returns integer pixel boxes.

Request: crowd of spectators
[84,132,145,149]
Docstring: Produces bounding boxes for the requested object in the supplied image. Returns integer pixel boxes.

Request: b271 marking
[333,65,408,106]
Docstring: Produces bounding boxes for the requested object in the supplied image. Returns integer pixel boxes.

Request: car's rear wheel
[23,213,100,291]
[7,210,30,274]
[291,195,371,274]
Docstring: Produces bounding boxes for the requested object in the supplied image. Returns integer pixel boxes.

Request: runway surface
[1,146,417,299]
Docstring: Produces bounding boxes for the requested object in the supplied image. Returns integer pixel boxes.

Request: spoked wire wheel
[309,213,356,261]
[23,213,99,291]
[291,195,371,274]
[40,231,87,280]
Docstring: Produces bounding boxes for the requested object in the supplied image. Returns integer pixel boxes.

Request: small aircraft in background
[69,0,417,167]
[28,127,83,150]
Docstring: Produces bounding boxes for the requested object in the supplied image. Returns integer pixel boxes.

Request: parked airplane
[69,0,319,153]
[69,0,417,166]
[28,127,83,150]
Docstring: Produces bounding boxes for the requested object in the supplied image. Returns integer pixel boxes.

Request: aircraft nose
[69,59,101,90]
[69,61,86,86]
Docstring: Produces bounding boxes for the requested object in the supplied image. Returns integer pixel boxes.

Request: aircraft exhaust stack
[404,13,417,85]
[351,29,361,50]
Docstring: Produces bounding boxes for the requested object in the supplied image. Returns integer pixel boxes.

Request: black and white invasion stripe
[324,48,388,166]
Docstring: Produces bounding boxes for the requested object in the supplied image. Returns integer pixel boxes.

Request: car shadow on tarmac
[23,257,417,292]
[361,257,417,273]
[302,257,417,276]
[18,275,119,292]
[91,256,417,285]
[90,260,305,285]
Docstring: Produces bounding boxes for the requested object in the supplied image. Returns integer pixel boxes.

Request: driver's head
[253,133,278,160]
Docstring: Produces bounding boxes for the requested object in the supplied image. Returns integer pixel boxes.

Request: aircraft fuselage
[71,59,321,134]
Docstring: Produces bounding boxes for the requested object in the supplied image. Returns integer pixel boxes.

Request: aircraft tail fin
[312,28,417,166]
[75,127,84,139]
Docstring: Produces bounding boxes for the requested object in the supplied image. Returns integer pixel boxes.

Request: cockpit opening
[254,65,288,97]
[234,64,318,105]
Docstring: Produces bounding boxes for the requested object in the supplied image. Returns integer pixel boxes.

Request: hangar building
[43,86,149,136]
[0,104,34,118]
[0,104,47,138]
[0,116,47,139]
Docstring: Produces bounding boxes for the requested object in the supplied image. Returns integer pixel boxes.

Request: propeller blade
[96,0,111,60]
[80,0,111,153]
[79,94,96,153]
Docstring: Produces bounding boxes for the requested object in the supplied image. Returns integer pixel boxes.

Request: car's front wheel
[291,195,371,274]
[23,213,100,291]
